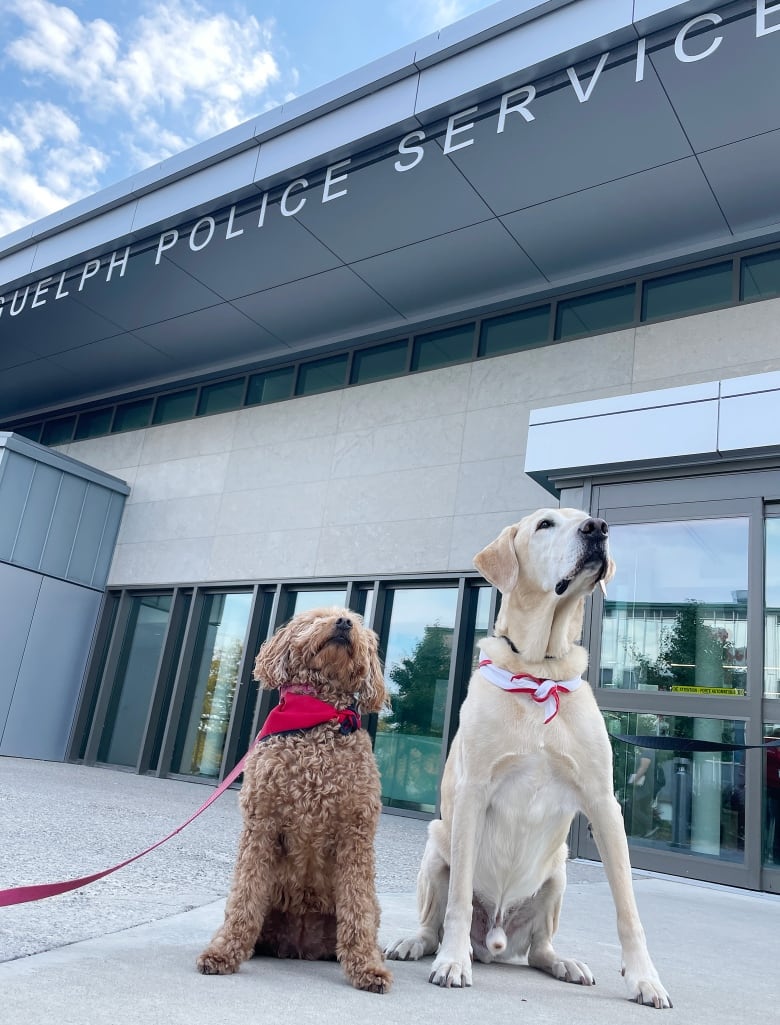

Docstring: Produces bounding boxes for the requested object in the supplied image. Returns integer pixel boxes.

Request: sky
[0,0,498,240]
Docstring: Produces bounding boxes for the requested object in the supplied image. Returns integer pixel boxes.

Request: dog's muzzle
[555,518,609,595]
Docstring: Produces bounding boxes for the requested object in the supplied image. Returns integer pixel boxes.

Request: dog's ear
[473,524,520,594]
[357,629,388,714]
[253,623,291,690]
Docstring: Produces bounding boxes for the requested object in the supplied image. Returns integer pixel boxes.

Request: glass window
[112,398,153,433]
[97,594,173,767]
[374,587,459,813]
[75,408,113,440]
[741,249,780,301]
[295,354,349,396]
[600,519,748,694]
[605,712,745,863]
[289,588,348,616]
[764,721,780,867]
[12,423,43,443]
[350,340,408,385]
[766,517,780,697]
[641,263,732,321]
[555,285,635,341]
[471,586,492,672]
[172,592,252,777]
[152,389,198,425]
[41,416,77,446]
[197,379,245,416]
[246,366,294,405]
[411,324,474,372]
[479,305,550,358]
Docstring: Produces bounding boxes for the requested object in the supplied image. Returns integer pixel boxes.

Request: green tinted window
[197,379,245,416]
[741,249,780,301]
[351,340,409,384]
[479,306,550,357]
[642,263,732,321]
[112,399,153,433]
[411,324,474,372]
[295,354,349,396]
[246,366,295,405]
[41,416,77,446]
[152,389,198,425]
[75,408,114,440]
[555,285,635,341]
[14,423,42,443]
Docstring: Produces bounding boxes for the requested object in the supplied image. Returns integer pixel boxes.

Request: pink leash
[0,746,253,908]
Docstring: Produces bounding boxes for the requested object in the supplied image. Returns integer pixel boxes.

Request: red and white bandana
[477,650,582,724]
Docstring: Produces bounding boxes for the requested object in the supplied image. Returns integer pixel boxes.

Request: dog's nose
[335,616,352,631]
[579,517,608,537]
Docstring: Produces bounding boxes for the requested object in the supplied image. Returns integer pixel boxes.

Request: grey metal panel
[131,304,285,365]
[295,140,494,263]
[0,450,34,561]
[699,130,780,235]
[39,473,88,580]
[652,9,780,152]
[131,149,261,234]
[47,333,178,392]
[0,290,126,361]
[67,484,113,586]
[12,461,61,569]
[0,359,81,419]
[446,51,693,216]
[0,576,101,760]
[352,219,546,317]
[92,490,126,588]
[633,0,730,34]
[415,0,636,115]
[528,380,720,423]
[502,158,729,278]
[30,204,140,275]
[0,562,41,742]
[255,77,420,183]
[165,205,343,299]
[232,266,400,344]
[719,390,780,455]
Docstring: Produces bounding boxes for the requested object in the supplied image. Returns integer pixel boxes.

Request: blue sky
[0,0,496,239]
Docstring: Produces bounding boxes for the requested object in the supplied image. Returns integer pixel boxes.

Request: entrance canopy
[1,0,779,420]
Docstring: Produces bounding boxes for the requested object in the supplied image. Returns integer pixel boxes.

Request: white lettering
[497,86,536,132]
[225,205,243,239]
[189,216,215,251]
[443,106,478,154]
[106,246,130,282]
[567,51,610,102]
[155,230,178,265]
[636,37,647,82]
[757,0,780,36]
[675,13,723,62]
[78,260,101,291]
[10,286,29,316]
[31,277,53,308]
[322,158,351,203]
[55,270,69,300]
[281,179,308,217]
[257,192,268,227]
[395,130,426,172]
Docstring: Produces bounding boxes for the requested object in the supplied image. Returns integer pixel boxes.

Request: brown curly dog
[196,606,392,994]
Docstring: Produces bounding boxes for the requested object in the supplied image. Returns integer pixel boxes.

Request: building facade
[1,0,779,893]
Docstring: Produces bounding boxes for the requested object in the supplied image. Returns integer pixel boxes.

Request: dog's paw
[385,936,427,961]
[196,949,240,976]
[429,953,472,988]
[550,958,595,986]
[350,963,393,994]
[622,967,672,1008]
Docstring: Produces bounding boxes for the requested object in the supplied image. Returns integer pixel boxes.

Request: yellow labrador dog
[386,508,671,1008]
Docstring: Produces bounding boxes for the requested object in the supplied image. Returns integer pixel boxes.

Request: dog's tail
[485,926,507,956]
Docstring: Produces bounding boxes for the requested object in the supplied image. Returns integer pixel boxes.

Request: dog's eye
[536,519,554,531]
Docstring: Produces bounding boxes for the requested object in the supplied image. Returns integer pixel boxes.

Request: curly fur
[197,606,392,994]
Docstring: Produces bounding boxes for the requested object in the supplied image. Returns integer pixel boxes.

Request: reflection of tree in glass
[382,624,451,737]
[192,637,243,770]
[632,601,741,692]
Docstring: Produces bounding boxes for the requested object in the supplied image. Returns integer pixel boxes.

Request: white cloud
[396,0,489,34]
[0,0,290,234]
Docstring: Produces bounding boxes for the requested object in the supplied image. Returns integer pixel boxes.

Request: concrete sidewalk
[2,758,778,1025]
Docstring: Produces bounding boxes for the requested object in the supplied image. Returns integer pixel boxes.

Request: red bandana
[257,692,361,740]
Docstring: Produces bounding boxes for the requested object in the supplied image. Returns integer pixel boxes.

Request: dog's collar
[257,692,361,741]
[477,652,582,724]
